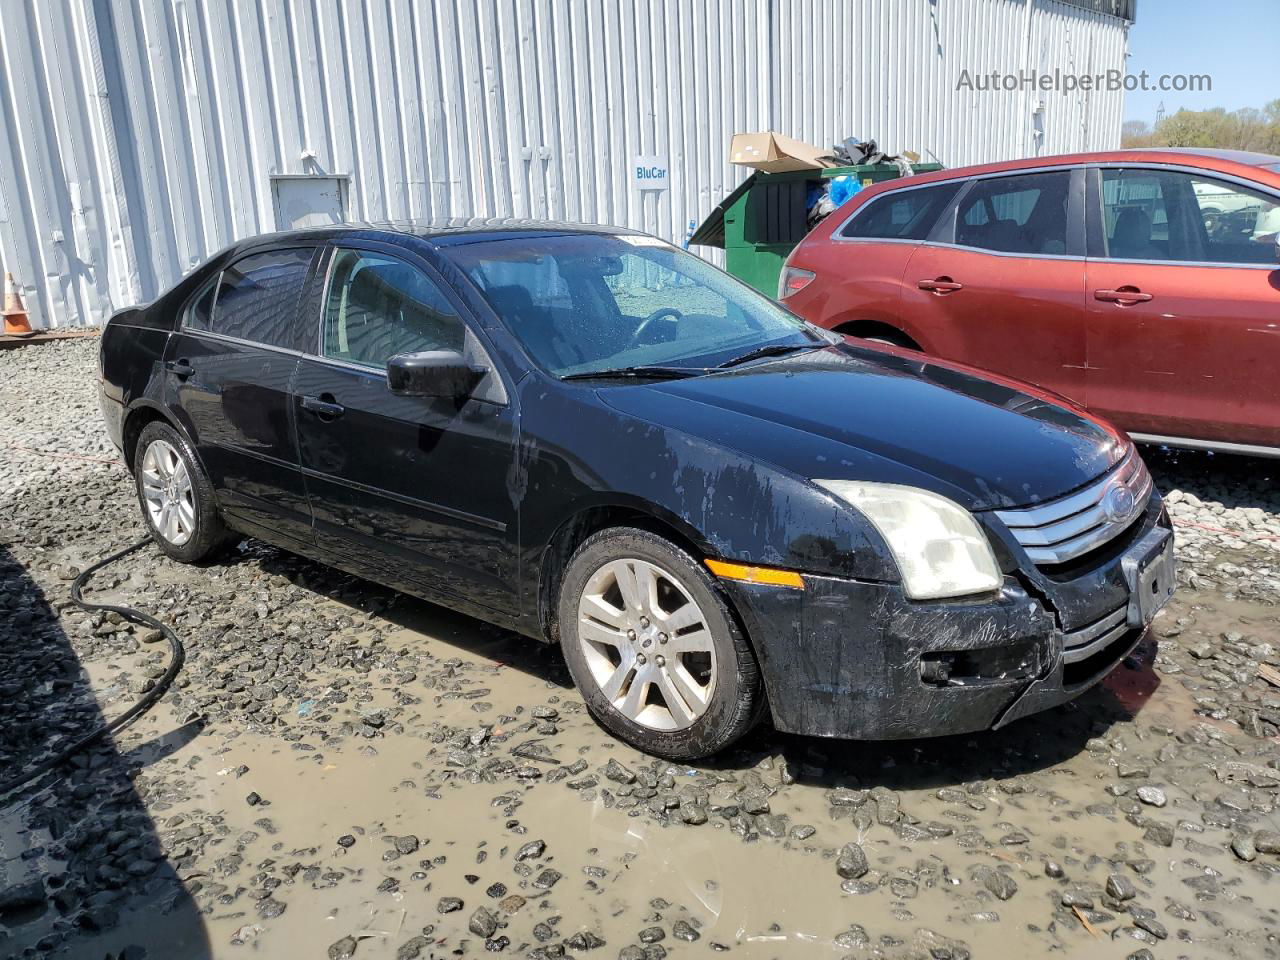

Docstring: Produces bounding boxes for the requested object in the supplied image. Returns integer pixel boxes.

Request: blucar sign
[633,155,669,191]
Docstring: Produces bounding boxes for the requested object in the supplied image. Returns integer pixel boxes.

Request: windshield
[445,233,827,376]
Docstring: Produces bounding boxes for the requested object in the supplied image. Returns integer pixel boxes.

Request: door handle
[301,395,345,419]
[166,359,194,379]
[1094,287,1153,305]
[918,277,963,293]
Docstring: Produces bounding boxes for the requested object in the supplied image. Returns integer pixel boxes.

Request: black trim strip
[206,439,298,471]
[300,466,507,532]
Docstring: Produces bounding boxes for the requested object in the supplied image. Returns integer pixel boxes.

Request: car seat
[1110,209,1163,260]
[484,284,583,369]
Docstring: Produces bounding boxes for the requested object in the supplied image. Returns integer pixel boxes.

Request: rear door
[807,181,963,333]
[900,168,1089,402]
[1085,166,1280,448]
[292,241,520,616]
[165,246,318,543]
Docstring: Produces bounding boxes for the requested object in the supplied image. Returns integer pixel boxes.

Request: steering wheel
[628,307,684,347]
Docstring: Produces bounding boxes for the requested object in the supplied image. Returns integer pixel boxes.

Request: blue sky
[1124,0,1279,123]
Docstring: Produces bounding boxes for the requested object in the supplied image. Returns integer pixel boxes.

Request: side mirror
[387,350,486,399]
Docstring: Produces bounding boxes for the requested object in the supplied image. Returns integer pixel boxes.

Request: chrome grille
[994,448,1153,565]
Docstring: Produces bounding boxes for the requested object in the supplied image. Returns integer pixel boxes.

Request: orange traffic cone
[3,272,34,336]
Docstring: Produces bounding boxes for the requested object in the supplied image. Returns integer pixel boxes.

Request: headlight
[815,480,1001,599]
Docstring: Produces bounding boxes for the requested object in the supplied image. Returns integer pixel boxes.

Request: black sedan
[99,221,1175,759]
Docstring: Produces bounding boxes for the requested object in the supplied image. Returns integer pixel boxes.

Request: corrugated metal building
[0,0,1133,330]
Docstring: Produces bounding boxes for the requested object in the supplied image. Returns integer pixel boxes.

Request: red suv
[781,149,1280,456]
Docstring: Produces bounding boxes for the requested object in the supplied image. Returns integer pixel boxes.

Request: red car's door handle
[918,277,963,293]
[1094,287,1153,304]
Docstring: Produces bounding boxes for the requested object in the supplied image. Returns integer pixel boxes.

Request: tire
[133,420,230,563]
[558,527,764,760]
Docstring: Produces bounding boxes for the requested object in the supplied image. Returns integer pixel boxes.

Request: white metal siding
[0,0,1129,329]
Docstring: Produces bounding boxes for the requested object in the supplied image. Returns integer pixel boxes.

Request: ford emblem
[1102,482,1137,523]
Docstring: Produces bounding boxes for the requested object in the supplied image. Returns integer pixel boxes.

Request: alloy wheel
[140,439,195,547]
[575,557,717,730]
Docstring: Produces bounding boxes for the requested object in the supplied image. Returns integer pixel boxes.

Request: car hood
[596,344,1127,511]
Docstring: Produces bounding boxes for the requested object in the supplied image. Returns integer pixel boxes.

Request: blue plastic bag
[829,176,863,208]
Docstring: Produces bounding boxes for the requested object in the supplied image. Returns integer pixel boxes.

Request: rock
[755,814,787,838]
[638,926,665,943]
[1255,830,1280,854]
[973,866,1017,901]
[468,906,499,938]
[1143,821,1175,847]
[1106,874,1137,902]
[515,839,546,861]
[437,897,464,914]
[0,880,46,917]
[671,920,699,941]
[1135,786,1167,807]
[393,835,419,855]
[1131,912,1167,940]
[835,842,869,880]
[396,936,432,960]
[1231,834,1257,861]
[564,931,606,950]
[533,868,562,890]
[328,936,358,960]
[680,804,708,825]
[603,759,636,784]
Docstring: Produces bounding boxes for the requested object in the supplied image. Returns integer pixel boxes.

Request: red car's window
[839,183,960,241]
[955,171,1071,255]
[1100,168,1278,265]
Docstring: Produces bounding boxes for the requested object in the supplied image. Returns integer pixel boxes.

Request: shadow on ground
[1143,444,1279,513]
[0,544,212,959]
[248,538,1157,792]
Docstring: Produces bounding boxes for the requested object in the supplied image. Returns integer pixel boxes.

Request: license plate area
[1121,528,1176,628]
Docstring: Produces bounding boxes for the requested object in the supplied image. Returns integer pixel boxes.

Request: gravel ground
[1,337,1278,960]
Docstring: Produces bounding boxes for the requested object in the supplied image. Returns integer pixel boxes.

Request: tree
[1120,102,1280,152]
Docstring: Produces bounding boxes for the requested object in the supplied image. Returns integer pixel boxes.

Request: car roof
[237,218,646,250]
[861,147,1280,195]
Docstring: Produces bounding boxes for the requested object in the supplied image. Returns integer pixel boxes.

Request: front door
[165,246,318,544]
[292,242,520,616]
[900,168,1088,403]
[1085,166,1280,448]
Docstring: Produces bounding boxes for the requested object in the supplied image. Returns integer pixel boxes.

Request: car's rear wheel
[134,421,229,563]
[558,527,764,759]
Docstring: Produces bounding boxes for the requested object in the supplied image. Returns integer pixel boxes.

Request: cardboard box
[729,131,837,173]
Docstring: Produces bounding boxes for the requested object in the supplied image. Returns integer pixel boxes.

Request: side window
[1190,175,1278,264]
[955,171,1071,255]
[322,249,465,368]
[840,183,960,241]
[209,248,314,348]
[1099,169,1175,261]
[184,275,218,331]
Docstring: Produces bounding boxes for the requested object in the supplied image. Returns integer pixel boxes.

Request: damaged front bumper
[722,513,1172,741]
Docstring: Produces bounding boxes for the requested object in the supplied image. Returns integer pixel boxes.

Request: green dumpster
[690,163,943,297]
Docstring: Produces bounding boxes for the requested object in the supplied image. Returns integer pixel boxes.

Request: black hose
[0,537,185,800]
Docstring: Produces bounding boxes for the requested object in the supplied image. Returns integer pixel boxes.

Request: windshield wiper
[559,365,707,382]
[716,342,821,369]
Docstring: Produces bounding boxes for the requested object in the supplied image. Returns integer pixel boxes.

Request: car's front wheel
[133,420,229,563]
[558,527,764,759]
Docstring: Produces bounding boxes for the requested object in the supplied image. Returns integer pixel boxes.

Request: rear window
[839,182,960,241]
[202,248,314,349]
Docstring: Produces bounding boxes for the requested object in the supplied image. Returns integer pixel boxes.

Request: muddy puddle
[5,568,1276,960]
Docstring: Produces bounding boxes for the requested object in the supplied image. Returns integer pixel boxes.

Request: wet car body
[99,221,1174,746]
